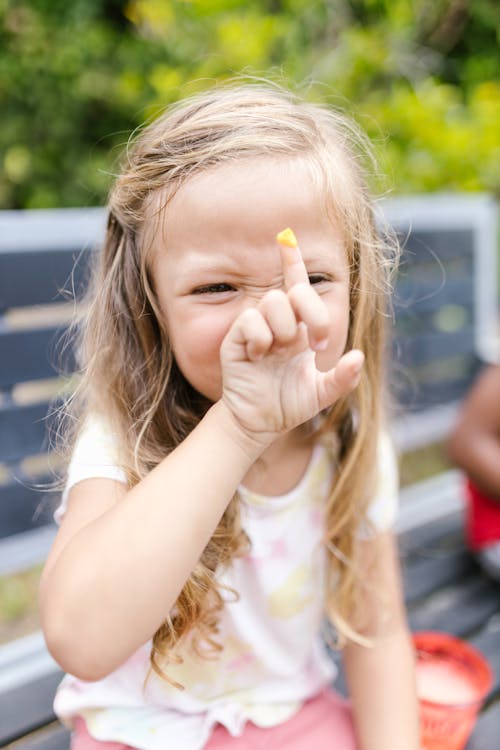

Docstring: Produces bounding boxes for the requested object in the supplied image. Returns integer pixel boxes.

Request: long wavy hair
[59,82,398,684]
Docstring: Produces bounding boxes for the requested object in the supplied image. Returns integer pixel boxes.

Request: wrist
[208,400,274,463]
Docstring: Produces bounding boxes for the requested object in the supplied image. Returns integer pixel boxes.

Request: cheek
[168,309,230,382]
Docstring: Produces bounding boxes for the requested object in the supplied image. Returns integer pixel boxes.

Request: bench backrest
[0,197,498,552]
[384,195,498,450]
[0,209,104,545]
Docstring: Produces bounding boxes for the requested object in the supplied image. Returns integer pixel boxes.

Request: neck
[241,424,316,496]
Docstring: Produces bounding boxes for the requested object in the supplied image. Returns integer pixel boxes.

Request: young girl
[40,83,420,750]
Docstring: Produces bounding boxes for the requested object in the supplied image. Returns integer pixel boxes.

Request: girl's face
[150,157,351,403]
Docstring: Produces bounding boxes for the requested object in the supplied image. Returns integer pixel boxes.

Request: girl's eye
[308,274,328,285]
[192,283,235,295]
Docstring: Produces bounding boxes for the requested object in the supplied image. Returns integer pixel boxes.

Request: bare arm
[40,402,263,680]
[342,531,420,750]
[448,365,500,501]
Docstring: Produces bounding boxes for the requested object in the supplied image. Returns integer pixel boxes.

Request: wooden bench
[0,196,498,749]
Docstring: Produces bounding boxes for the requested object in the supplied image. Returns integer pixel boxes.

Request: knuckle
[240,306,261,324]
[263,327,274,346]
[261,288,287,309]
[288,282,309,301]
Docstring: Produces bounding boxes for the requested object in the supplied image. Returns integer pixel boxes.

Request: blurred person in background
[448,364,500,582]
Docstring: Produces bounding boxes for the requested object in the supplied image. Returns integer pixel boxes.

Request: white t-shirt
[53,418,398,750]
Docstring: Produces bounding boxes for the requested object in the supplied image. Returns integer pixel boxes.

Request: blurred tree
[0,0,498,208]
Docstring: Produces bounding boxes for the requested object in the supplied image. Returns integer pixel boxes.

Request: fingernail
[313,338,328,351]
[276,227,298,247]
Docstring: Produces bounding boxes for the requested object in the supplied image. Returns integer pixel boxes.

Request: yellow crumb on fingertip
[276,227,298,248]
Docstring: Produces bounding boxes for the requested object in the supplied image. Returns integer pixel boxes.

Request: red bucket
[413,632,493,750]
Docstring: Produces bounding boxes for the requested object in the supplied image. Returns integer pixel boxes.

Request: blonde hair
[61,82,397,683]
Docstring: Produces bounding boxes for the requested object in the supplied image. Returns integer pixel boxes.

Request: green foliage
[0,565,41,625]
[1,0,499,208]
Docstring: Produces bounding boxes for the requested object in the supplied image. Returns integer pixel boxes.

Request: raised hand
[219,228,364,445]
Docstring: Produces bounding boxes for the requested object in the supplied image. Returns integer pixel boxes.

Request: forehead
[147,156,344,258]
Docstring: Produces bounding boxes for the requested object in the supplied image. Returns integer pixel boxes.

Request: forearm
[41,401,263,679]
[448,432,500,501]
[343,628,420,750]
[447,365,500,501]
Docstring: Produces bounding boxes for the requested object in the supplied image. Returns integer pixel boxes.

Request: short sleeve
[54,415,128,524]
[358,430,399,538]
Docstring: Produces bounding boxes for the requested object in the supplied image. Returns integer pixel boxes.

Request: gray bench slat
[469,615,500,697]
[7,723,70,750]
[0,207,105,253]
[396,378,483,414]
[399,513,465,556]
[0,478,55,539]
[395,309,473,339]
[467,701,500,750]
[0,249,89,312]
[393,351,482,413]
[408,576,500,637]
[0,401,55,463]
[0,327,74,388]
[0,526,57,576]
[403,548,475,603]
[0,670,63,745]
[400,227,475,262]
[395,276,474,316]
[396,327,475,365]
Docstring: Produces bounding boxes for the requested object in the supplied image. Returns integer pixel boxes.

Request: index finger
[276,227,309,290]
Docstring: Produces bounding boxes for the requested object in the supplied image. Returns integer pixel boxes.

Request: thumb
[317,350,364,410]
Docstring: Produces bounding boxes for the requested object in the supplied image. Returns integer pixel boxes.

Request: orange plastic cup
[413,632,493,750]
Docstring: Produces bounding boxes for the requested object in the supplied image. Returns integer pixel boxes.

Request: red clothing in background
[466,479,500,549]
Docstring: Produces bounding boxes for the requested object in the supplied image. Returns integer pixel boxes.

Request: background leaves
[1,0,498,208]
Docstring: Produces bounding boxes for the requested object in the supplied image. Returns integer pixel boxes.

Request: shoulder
[71,413,122,460]
[466,364,500,416]
[452,364,500,439]
[54,414,127,524]
[362,428,399,535]
[320,423,398,533]
[375,429,398,484]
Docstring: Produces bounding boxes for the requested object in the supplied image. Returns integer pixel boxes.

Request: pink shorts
[71,689,357,749]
